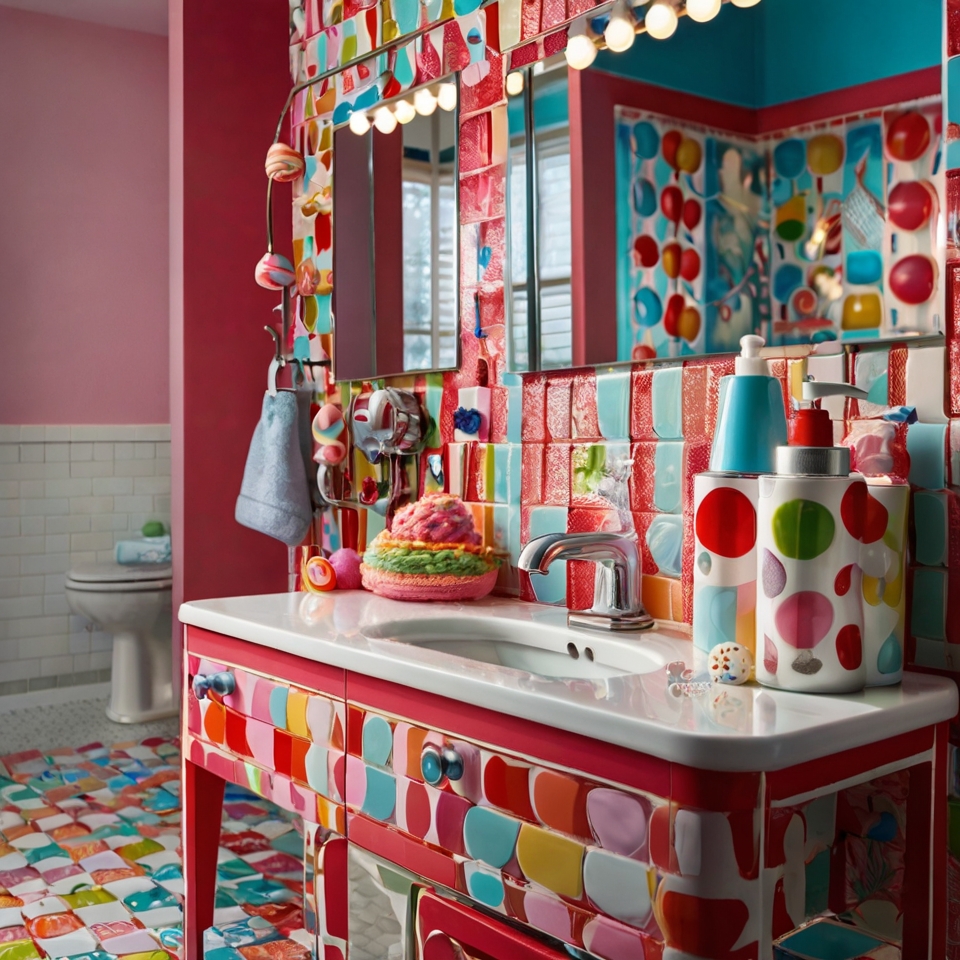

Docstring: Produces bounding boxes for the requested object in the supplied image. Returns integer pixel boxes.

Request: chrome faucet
[518,533,654,632]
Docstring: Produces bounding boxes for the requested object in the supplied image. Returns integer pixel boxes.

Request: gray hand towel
[236,391,313,546]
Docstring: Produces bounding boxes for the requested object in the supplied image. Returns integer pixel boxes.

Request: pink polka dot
[774,591,834,649]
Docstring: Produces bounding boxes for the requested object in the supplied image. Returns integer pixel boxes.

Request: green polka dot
[772,499,835,560]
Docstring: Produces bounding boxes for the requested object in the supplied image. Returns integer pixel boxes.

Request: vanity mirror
[332,81,460,381]
[506,0,944,370]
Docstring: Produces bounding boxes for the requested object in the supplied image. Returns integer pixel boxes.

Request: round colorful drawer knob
[421,744,464,785]
[265,142,305,182]
[192,671,235,699]
[708,642,753,685]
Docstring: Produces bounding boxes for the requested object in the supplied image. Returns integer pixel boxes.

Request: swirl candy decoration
[254,252,297,289]
[301,555,337,592]
[265,142,305,182]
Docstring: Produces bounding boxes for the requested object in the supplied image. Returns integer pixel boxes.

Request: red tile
[522,374,547,442]
[545,375,573,441]
[543,444,571,506]
[521,443,544,506]
[571,371,599,440]
[630,367,656,441]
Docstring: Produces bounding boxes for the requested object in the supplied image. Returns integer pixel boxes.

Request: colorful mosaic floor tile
[0,740,311,960]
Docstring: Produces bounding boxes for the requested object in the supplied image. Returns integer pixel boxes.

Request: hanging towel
[236,391,313,546]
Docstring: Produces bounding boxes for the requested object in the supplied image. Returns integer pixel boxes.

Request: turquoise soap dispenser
[709,335,788,474]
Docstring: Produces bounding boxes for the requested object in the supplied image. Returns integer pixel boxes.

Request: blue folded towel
[236,391,313,546]
[116,536,171,564]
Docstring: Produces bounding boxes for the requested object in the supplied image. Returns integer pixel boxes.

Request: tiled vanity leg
[182,758,226,960]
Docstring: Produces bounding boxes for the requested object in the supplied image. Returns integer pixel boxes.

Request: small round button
[440,746,463,781]
[420,746,443,786]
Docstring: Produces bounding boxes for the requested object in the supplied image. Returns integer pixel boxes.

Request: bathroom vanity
[179,593,956,960]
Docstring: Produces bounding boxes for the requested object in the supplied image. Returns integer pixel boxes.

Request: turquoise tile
[463,807,520,868]
[362,715,393,767]
[646,515,683,577]
[494,444,522,504]
[692,584,737,653]
[360,766,396,822]
[914,490,948,566]
[268,686,288,730]
[596,368,631,441]
[950,55,960,126]
[911,567,947,640]
[465,864,505,908]
[906,423,947,490]
[503,373,523,443]
[652,367,683,440]
[528,506,568,604]
[654,441,684,514]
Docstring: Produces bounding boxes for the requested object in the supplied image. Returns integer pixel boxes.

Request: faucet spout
[518,532,654,632]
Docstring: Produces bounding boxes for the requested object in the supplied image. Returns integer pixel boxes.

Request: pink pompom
[329,548,363,590]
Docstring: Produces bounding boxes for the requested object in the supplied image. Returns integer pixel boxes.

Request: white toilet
[64,562,177,723]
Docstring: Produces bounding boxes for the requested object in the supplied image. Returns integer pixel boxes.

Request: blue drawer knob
[420,744,463,785]
[192,671,235,700]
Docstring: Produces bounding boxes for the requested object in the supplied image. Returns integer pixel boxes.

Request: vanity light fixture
[437,82,458,111]
[685,0,721,21]
[373,105,398,134]
[393,98,417,124]
[731,0,761,6]
[565,17,598,70]
[644,1,678,38]
[604,0,636,52]
[414,87,438,116]
[348,111,371,135]
[505,71,525,95]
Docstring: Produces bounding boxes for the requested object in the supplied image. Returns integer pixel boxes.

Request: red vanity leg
[182,757,226,960]
[901,724,949,960]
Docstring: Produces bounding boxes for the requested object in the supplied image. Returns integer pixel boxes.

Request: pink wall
[0,6,169,425]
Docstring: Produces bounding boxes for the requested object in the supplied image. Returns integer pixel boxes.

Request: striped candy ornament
[265,142,305,182]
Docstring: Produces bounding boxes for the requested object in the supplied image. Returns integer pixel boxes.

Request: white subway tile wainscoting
[0,425,171,699]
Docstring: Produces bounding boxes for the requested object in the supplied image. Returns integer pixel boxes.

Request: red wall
[169,0,293,664]
[0,7,169,424]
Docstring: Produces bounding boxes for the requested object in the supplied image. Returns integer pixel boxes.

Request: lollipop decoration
[301,554,337,592]
[265,142,305,182]
[806,133,844,192]
[312,403,347,465]
[885,111,930,162]
[255,252,297,289]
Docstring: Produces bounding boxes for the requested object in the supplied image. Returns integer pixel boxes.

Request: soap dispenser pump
[709,335,788,475]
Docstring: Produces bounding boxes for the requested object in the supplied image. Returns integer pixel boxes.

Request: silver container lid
[775,445,850,477]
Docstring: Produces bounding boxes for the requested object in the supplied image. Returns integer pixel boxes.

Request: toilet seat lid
[66,562,173,584]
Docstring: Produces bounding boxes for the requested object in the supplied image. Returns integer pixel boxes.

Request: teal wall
[596,0,941,108]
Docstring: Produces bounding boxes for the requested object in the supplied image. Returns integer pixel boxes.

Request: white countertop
[179,592,957,772]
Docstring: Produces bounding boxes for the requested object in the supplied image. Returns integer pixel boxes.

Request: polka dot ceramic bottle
[755,450,868,694]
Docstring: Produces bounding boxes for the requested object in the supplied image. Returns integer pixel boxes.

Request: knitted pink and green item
[361,494,499,601]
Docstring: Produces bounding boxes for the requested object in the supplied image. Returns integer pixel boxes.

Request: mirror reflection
[507,0,944,370]
[333,83,459,381]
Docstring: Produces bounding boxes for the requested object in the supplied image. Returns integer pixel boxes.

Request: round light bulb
[348,111,370,135]
[604,0,635,52]
[644,1,678,38]
[373,105,398,134]
[413,87,438,116]
[393,99,416,124]
[565,21,598,70]
[505,71,525,96]
[437,82,458,112]
[685,0,720,21]
[731,0,760,6]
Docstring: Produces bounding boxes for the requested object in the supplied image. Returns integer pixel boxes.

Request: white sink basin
[362,616,668,680]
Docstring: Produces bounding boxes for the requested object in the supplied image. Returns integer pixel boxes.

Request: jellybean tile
[907,422,948,490]
[463,807,520,869]
[583,848,653,926]
[515,824,584,899]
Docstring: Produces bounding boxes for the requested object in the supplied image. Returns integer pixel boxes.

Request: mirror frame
[331,77,462,383]
[500,0,947,374]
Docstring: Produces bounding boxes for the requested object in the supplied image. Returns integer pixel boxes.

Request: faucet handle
[518,532,654,632]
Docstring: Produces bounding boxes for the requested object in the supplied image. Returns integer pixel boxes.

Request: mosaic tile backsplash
[282,0,960,690]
